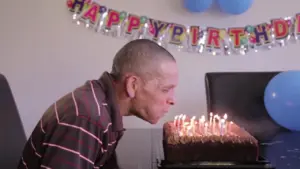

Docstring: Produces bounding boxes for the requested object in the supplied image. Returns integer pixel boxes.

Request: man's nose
[167,97,175,105]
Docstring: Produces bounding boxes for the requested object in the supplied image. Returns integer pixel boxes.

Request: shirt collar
[97,72,124,132]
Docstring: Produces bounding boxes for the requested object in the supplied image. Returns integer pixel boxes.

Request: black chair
[0,74,27,168]
[204,71,288,142]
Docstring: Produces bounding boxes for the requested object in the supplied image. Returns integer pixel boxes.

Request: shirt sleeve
[41,114,104,169]
[102,151,121,169]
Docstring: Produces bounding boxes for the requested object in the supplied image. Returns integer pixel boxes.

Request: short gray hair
[111,39,175,81]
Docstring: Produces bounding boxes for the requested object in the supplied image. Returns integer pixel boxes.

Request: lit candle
[191,116,196,134]
[198,117,201,133]
[177,114,182,126]
[184,122,189,126]
[224,113,228,120]
[213,114,218,124]
[213,115,218,133]
[204,122,208,135]
[182,115,186,124]
[201,116,205,134]
[201,115,205,122]
[229,121,233,133]
[200,116,205,127]
[209,112,213,126]
[183,122,189,136]
[187,125,193,136]
[223,114,228,134]
[174,115,178,126]
[181,125,185,136]
[223,114,228,126]
[191,116,196,123]
[179,130,183,137]
[220,119,225,136]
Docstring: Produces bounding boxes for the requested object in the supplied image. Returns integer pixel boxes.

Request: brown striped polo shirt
[18,72,125,169]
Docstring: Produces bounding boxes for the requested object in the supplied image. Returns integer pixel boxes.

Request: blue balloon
[183,0,213,13]
[217,0,254,15]
[264,71,300,131]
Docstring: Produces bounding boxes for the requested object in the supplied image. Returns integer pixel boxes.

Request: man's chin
[148,120,157,125]
[148,118,160,124]
[131,109,160,124]
[132,113,155,124]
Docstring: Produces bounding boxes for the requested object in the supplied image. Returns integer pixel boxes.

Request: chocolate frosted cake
[163,114,259,164]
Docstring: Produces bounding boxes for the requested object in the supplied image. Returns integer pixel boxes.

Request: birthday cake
[162,113,259,164]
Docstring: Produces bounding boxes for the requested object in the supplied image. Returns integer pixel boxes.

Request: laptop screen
[205,72,288,142]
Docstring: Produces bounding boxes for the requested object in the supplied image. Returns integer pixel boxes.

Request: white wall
[1,0,300,137]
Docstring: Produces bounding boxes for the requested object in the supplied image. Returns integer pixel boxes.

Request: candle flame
[230,121,233,124]
[210,112,213,116]
[201,115,205,120]
[184,122,189,126]
[179,131,183,136]
[174,115,178,120]
[182,115,186,120]
[204,122,208,127]
[200,117,205,123]
[224,114,227,120]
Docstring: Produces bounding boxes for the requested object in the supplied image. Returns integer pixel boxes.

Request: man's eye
[162,88,169,93]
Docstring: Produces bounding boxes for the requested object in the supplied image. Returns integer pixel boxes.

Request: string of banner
[67,0,300,56]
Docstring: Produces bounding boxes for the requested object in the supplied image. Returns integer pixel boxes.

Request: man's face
[130,61,179,124]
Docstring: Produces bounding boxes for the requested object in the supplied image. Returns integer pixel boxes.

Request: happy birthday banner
[67,0,300,56]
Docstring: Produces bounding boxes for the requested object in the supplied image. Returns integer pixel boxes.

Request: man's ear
[125,75,139,98]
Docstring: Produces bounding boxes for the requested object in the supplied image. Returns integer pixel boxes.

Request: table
[115,129,300,169]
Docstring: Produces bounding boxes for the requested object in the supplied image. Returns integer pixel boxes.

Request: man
[18,39,178,169]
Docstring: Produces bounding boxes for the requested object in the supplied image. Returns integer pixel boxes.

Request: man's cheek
[155,96,166,106]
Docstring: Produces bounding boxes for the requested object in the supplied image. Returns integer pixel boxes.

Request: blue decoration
[217,0,254,15]
[183,0,213,13]
[265,132,300,168]
[264,71,300,131]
